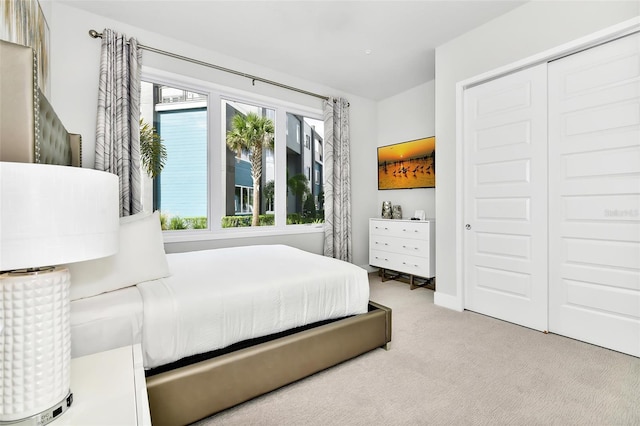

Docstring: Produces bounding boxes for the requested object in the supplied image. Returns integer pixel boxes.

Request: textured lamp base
[0,268,72,424]
[0,392,72,426]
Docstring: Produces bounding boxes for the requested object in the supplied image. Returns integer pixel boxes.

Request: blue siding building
[157,108,208,218]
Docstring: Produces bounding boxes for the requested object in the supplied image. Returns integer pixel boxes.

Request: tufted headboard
[0,40,81,167]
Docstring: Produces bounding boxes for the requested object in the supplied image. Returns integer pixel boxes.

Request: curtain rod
[88,29,330,101]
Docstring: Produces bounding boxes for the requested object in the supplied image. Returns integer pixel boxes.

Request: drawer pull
[375,242,389,246]
[402,261,419,268]
[401,228,419,233]
[376,257,389,261]
[402,245,419,250]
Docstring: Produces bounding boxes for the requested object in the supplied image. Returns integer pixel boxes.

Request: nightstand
[56,344,151,425]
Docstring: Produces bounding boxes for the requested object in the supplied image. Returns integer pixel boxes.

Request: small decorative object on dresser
[392,205,403,219]
[369,218,435,289]
[381,201,392,219]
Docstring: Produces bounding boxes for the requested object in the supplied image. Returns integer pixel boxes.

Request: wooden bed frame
[145,301,392,426]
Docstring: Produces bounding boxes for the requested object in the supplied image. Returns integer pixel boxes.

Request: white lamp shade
[0,162,119,271]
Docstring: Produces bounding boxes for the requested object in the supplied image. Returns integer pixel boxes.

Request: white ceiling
[59,0,529,100]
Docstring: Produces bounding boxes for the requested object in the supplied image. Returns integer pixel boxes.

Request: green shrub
[287,213,302,225]
[187,217,208,229]
[286,213,324,225]
[159,213,323,229]
[169,216,187,230]
[221,214,275,228]
[159,213,208,230]
[159,212,169,230]
[302,195,317,218]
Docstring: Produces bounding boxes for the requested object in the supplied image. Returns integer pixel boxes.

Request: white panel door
[548,32,640,357]
[464,63,548,331]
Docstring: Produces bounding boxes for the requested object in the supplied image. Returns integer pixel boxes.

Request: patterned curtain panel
[323,98,352,262]
[95,28,142,217]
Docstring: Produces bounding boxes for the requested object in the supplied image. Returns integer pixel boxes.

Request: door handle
[465,224,471,230]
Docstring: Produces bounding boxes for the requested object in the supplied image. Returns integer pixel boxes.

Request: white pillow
[67,210,171,301]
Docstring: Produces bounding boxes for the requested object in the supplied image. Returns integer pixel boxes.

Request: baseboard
[434,291,463,312]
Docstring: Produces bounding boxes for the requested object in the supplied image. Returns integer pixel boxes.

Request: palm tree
[139,118,167,179]
[226,112,275,226]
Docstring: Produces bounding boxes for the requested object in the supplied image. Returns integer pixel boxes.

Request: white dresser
[369,218,435,288]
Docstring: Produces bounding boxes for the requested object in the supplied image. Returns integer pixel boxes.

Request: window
[315,138,323,161]
[235,186,253,214]
[141,73,324,238]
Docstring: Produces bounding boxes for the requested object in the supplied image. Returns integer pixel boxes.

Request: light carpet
[194,273,640,425]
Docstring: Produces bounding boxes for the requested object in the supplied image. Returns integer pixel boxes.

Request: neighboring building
[144,84,208,219]
[286,112,323,215]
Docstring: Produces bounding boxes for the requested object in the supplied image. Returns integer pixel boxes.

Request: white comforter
[137,244,369,369]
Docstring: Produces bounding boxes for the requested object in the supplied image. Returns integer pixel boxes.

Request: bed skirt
[145,301,392,426]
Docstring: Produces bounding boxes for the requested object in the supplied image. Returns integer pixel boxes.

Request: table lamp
[0,162,119,425]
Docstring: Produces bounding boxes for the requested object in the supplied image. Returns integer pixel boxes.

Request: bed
[1,38,391,426]
[66,211,392,425]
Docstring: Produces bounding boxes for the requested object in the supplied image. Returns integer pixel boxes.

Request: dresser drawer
[370,235,430,258]
[370,220,429,240]
[369,249,432,278]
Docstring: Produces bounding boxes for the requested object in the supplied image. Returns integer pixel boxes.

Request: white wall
[349,98,379,268]
[434,1,640,304]
[48,3,378,267]
[376,80,436,220]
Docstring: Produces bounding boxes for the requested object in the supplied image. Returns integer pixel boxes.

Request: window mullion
[209,92,223,231]
[274,108,288,228]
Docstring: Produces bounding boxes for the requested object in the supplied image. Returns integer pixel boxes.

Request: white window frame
[142,67,324,243]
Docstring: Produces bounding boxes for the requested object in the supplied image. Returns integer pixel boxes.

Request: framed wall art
[377,136,435,190]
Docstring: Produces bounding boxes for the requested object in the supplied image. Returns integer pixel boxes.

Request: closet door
[463,63,548,331]
[548,32,640,357]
